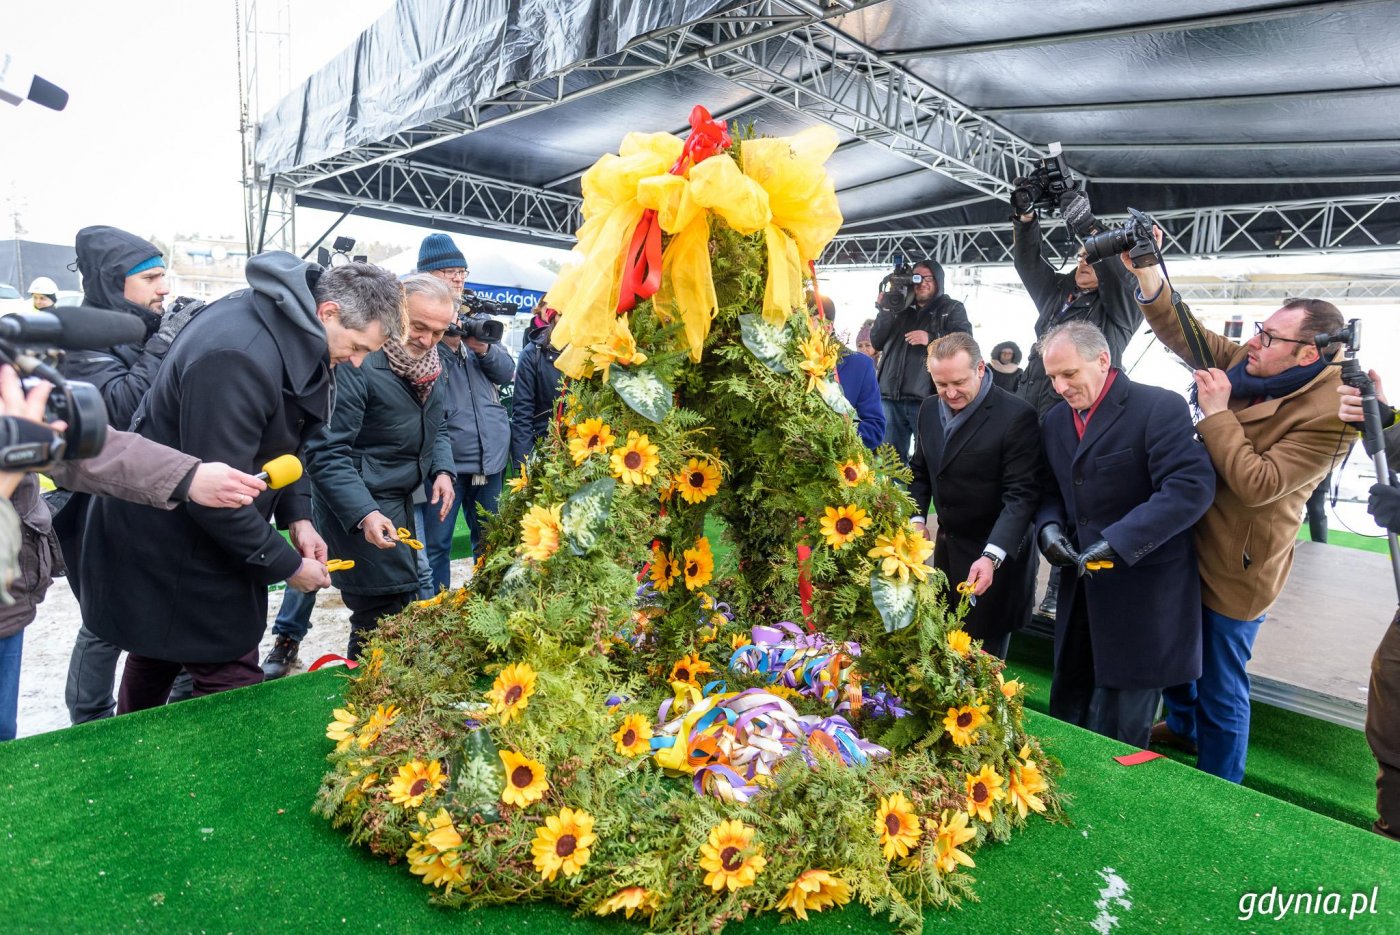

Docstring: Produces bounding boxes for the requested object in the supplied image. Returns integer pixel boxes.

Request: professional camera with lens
[448,290,521,344]
[1081,207,1161,269]
[875,259,935,314]
[0,377,107,470]
[1010,143,1082,217]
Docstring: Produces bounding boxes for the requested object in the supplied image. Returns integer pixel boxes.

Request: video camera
[1010,143,1082,218]
[1081,207,1161,269]
[448,290,521,344]
[875,258,932,314]
[0,312,118,470]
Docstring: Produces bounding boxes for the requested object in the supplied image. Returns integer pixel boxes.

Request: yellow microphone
[257,454,303,489]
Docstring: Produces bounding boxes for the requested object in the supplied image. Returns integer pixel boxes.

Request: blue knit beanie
[417,233,467,272]
[126,255,165,277]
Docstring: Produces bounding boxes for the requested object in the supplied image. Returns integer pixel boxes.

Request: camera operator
[0,366,267,741]
[1011,193,1141,418]
[1128,243,1350,783]
[1338,370,1400,841]
[305,274,457,659]
[869,258,970,467]
[510,304,563,466]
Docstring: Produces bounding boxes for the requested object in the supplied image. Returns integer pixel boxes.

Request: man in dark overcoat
[306,274,457,659]
[909,333,1040,659]
[1034,320,1215,747]
[78,257,406,712]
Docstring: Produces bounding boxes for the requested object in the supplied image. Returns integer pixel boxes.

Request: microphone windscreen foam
[261,454,303,489]
[51,306,148,349]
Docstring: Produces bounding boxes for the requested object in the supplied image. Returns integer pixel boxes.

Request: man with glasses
[1012,194,1141,617]
[1128,253,1350,783]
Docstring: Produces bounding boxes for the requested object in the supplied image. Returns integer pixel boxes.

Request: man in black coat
[1034,321,1215,747]
[78,256,406,713]
[870,258,971,467]
[909,333,1040,659]
[510,306,563,466]
[306,274,457,659]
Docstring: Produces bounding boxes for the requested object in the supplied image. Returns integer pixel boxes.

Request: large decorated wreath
[316,107,1060,933]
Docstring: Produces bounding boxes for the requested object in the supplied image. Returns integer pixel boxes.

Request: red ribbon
[616,105,732,313]
[795,515,814,630]
[308,654,359,671]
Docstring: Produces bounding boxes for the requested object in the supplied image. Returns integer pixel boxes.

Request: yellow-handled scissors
[326,559,356,573]
[1084,560,1115,572]
[956,580,978,606]
[396,527,424,550]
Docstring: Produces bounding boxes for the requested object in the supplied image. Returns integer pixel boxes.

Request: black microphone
[0,308,147,351]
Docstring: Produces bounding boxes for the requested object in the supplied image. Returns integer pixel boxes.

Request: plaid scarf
[381,339,442,404]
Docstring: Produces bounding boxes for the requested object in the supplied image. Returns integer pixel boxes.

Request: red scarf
[1073,368,1119,440]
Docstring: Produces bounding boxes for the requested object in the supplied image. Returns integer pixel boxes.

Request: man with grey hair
[1034,320,1215,746]
[306,273,457,659]
[909,332,1040,659]
[79,255,405,712]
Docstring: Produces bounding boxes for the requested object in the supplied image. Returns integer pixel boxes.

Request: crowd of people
[0,197,1395,843]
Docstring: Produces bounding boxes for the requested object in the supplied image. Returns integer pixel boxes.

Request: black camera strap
[1170,290,1216,371]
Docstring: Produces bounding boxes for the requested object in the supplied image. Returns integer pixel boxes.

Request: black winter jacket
[870,260,971,401]
[509,321,563,464]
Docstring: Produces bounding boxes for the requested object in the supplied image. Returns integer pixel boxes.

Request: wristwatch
[980,550,1002,570]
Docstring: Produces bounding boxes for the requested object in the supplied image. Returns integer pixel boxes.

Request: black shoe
[261,635,300,680]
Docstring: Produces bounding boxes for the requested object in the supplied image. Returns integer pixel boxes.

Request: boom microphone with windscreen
[257,454,304,489]
[0,308,147,351]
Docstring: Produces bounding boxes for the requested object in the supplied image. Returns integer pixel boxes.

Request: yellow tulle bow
[545,124,843,379]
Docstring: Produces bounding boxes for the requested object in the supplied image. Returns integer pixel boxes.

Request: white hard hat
[27,276,58,295]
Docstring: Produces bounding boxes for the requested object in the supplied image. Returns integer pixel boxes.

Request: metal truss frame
[821,194,1400,267]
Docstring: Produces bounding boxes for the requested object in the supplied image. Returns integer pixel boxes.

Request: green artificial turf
[1003,634,1381,832]
[0,670,1394,933]
[1296,527,1390,556]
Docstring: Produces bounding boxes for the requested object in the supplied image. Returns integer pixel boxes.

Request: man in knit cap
[417,232,469,301]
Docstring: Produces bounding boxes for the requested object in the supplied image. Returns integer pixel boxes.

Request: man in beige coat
[1123,258,1350,782]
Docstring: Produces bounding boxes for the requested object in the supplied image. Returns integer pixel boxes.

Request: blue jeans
[0,629,23,741]
[1162,606,1265,783]
[271,587,317,642]
[422,472,502,593]
[412,504,434,600]
[881,398,922,468]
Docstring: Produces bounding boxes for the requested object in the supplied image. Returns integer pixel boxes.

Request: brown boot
[1150,719,1197,755]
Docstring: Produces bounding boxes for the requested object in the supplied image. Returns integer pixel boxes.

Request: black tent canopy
[255,0,1400,266]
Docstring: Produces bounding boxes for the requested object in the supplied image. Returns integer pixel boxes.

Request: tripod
[1337,355,1400,603]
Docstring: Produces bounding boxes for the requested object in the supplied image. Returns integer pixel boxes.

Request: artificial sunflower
[797,327,840,391]
[873,791,922,860]
[531,807,597,881]
[610,430,661,485]
[587,319,648,381]
[506,464,529,493]
[676,457,721,504]
[931,809,977,875]
[486,662,538,723]
[649,543,680,593]
[777,869,852,921]
[568,417,616,465]
[387,759,447,809]
[406,809,468,891]
[361,646,384,681]
[837,457,869,486]
[947,628,973,656]
[682,537,715,590]
[612,713,653,757]
[499,750,550,807]
[518,503,564,562]
[998,671,1023,698]
[1008,746,1049,818]
[866,527,934,583]
[595,886,663,919]
[698,818,766,893]
[326,706,358,752]
[356,702,399,750]
[965,764,1006,823]
[943,702,990,747]
[669,652,713,688]
[730,632,752,650]
[819,504,872,550]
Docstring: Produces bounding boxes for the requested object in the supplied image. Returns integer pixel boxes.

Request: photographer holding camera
[1125,240,1350,783]
[0,366,267,741]
[414,235,515,589]
[869,258,970,467]
[1010,180,1140,419]
[1338,369,1400,841]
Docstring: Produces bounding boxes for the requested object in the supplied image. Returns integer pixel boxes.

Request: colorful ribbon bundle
[728,621,862,710]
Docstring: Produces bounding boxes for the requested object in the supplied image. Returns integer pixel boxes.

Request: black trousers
[343,591,414,661]
[1368,609,1400,841]
[117,648,262,714]
[1049,586,1161,748]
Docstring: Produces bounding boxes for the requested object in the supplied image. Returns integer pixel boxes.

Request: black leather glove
[1010,178,1035,219]
[1369,482,1400,534]
[1037,523,1080,568]
[1059,189,1099,238]
[1076,539,1121,577]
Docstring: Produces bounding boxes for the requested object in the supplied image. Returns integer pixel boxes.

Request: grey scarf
[938,368,993,439]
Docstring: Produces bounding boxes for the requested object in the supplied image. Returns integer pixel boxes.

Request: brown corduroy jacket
[1139,289,1352,620]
